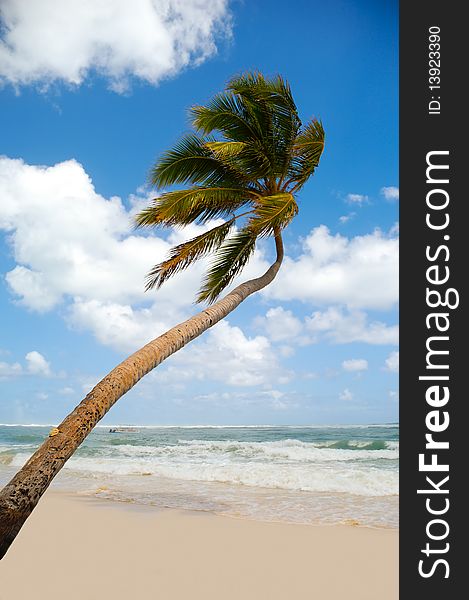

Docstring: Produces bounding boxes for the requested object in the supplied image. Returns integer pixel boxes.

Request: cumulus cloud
[0,156,270,352]
[25,350,51,376]
[342,358,368,372]
[0,0,231,91]
[264,225,398,310]
[0,350,52,378]
[0,156,397,368]
[253,307,303,343]
[385,350,399,372]
[0,360,23,378]
[67,299,180,353]
[153,320,289,387]
[256,306,398,347]
[0,157,163,311]
[257,305,398,350]
[345,193,368,206]
[381,186,399,202]
[306,307,398,345]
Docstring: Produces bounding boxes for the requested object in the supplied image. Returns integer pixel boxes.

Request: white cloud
[0,156,397,363]
[264,225,398,310]
[0,360,23,378]
[256,306,398,347]
[0,156,271,352]
[381,187,399,202]
[342,358,368,372]
[67,299,180,353]
[345,193,368,206]
[153,320,289,387]
[253,307,303,343]
[338,212,355,224]
[339,388,353,401]
[0,157,163,311]
[0,350,52,378]
[0,0,231,91]
[389,390,399,402]
[25,350,51,376]
[306,307,398,345]
[385,350,399,373]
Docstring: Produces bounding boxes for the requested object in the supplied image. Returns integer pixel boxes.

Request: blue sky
[0,0,398,425]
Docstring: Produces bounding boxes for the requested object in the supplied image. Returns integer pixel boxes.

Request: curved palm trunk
[0,234,283,559]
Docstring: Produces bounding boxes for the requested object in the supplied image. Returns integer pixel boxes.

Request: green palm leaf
[205,141,247,159]
[191,91,276,176]
[249,193,298,237]
[197,229,257,303]
[137,71,326,304]
[150,133,251,189]
[145,219,235,291]
[190,92,260,142]
[135,186,255,228]
[228,72,302,176]
[288,118,325,190]
[228,72,298,115]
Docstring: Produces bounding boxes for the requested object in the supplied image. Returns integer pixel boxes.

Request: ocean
[0,424,398,528]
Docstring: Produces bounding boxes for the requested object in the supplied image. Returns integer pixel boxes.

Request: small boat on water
[109,427,139,433]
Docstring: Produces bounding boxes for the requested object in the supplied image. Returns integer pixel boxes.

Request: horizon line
[0,422,399,428]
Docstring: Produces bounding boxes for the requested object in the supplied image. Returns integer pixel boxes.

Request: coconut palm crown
[136,72,325,303]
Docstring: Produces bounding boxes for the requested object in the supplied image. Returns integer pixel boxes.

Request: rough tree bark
[0,234,284,559]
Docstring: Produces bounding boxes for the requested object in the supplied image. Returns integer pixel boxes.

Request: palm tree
[0,72,324,558]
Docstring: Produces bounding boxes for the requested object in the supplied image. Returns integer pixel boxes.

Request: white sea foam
[176,439,399,461]
[60,456,397,496]
[1,426,399,499]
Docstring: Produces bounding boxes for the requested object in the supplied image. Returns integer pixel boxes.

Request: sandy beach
[0,491,398,600]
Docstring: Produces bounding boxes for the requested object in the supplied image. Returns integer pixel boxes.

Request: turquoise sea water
[0,424,398,528]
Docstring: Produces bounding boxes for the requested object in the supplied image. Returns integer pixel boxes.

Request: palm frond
[150,133,251,189]
[228,72,299,122]
[191,92,276,176]
[145,220,235,290]
[197,229,257,303]
[206,139,272,181]
[190,92,260,142]
[248,193,298,237]
[135,186,255,228]
[288,118,325,190]
[228,73,302,177]
[205,141,247,160]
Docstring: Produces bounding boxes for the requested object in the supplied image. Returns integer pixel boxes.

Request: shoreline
[0,490,398,599]
[1,467,399,530]
[76,486,398,530]
[1,423,398,529]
